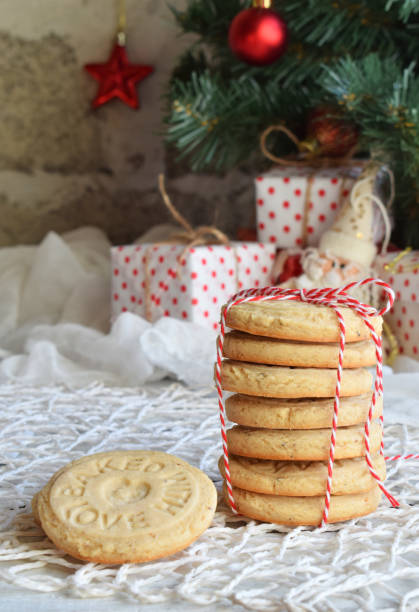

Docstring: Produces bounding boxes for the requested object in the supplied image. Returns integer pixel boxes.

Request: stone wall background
[0,0,254,246]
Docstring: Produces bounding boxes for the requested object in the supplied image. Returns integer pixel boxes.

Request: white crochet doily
[0,383,418,611]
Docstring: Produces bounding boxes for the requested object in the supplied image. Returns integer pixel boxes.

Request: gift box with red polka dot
[255,166,362,248]
[374,251,419,360]
[111,242,276,330]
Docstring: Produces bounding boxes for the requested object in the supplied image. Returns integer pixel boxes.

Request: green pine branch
[386,0,419,21]
[166,71,312,170]
[284,0,416,59]
[323,54,419,243]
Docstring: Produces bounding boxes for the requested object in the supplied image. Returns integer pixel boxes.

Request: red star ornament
[85,43,154,110]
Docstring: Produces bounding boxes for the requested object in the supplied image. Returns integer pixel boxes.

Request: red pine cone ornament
[307,106,358,158]
[228,0,288,66]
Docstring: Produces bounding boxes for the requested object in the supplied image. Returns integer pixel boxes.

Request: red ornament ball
[228,7,288,66]
[307,106,358,158]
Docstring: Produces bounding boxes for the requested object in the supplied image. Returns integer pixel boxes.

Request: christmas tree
[164,0,419,247]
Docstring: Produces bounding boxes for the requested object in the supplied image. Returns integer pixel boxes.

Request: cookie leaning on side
[218,298,384,525]
[32,450,217,564]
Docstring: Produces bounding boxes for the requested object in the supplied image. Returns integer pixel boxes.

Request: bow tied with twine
[158,174,229,249]
[141,175,238,322]
[260,124,360,168]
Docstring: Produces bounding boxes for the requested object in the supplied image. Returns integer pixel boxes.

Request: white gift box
[255,166,363,248]
[374,250,419,360]
[111,242,276,331]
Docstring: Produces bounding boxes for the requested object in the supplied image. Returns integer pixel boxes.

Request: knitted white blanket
[0,383,418,611]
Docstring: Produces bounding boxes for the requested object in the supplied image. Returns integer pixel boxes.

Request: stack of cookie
[218,299,385,526]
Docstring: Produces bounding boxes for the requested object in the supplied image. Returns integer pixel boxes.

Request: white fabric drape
[0,228,217,387]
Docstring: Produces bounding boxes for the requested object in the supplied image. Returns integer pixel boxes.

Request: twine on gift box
[384,246,419,273]
[142,176,241,321]
[216,278,402,526]
[260,124,360,168]
[158,174,231,250]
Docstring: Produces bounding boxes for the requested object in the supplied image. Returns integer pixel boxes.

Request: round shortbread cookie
[223,331,376,368]
[223,483,382,525]
[32,450,217,564]
[225,393,383,429]
[226,421,382,460]
[220,360,372,398]
[219,454,386,496]
[223,300,382,343]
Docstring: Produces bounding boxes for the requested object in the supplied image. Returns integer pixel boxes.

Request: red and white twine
[215,277,404,526]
